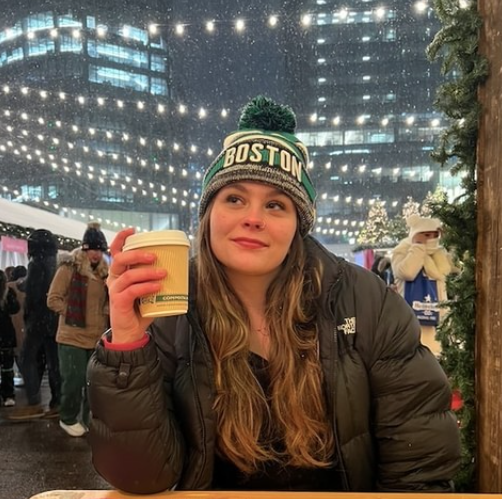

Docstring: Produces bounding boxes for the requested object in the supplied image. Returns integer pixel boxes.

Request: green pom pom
[238,95,297,133]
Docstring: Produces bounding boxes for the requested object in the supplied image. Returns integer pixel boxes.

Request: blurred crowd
[0,223,109,437]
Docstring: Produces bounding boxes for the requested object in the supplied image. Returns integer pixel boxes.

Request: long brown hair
[196,208,335,474]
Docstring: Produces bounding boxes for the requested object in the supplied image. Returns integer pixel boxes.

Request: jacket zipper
[330,324,350,491]
[325,263,351,492]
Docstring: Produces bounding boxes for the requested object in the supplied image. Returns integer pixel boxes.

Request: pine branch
[427,0,488,490]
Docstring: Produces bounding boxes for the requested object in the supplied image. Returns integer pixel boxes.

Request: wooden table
[29,492,502,499]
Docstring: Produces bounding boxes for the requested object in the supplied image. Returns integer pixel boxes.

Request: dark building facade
[0,1,460,240]
[0,0,197,233]
[284,0,455,244]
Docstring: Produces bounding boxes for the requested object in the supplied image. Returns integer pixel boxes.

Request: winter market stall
[0,198,116,268]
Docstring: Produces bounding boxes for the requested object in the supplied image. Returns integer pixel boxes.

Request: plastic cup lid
[123,230,190,251]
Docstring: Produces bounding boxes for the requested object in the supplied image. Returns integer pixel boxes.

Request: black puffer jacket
[24,255,58,338]
[87,238,461,494]
[0,287,20,348]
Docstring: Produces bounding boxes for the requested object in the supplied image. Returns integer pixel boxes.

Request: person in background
[87,96,460,494]
[391,214,453,356]
[8,230,61,420]
[0,268,20,407]
[4,266,15,282]
[7,265,27,385]
[47,223,109,438]
[370,255,394,288]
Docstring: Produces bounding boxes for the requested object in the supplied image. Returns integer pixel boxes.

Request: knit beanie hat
[82,222,108,251]
[199,95,317,237]
[407,214,442,240]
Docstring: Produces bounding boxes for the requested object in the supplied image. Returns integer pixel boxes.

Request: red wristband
[104,333,150,351]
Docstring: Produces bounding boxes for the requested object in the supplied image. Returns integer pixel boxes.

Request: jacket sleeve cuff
[103,331,150,351]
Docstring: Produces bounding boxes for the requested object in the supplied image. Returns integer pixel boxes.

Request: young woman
[87,96,461,494]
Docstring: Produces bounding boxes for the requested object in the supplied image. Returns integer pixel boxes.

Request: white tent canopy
[0,198,117,268]
[0,198,117,242]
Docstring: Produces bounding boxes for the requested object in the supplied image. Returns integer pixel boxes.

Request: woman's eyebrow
[223,183,287,197]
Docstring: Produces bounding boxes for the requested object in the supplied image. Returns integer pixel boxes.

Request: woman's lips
[231,237,268,249]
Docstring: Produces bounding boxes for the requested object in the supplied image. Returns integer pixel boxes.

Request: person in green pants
[47,223,109,437]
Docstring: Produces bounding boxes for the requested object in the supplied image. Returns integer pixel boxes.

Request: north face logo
[337,317,356,336]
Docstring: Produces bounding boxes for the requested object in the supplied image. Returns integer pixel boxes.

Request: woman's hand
[106,228,167,344]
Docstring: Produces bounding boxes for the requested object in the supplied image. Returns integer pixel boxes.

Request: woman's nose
[242,207,266,230]
[243,218,266,230]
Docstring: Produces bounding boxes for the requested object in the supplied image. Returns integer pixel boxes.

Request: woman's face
[209,181,298,281]
[412,230,440,244]
[86,249,103,265]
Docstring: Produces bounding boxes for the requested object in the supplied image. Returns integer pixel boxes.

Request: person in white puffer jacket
[391,214,453,356]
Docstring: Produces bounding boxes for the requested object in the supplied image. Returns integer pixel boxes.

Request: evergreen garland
[0,221,80,251]
[427,0,488,491]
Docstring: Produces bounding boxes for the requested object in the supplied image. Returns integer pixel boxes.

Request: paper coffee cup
[122,230,190,318]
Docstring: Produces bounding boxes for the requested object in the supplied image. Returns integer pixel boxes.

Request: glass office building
[285,0,454,244]
[0,0,195,232]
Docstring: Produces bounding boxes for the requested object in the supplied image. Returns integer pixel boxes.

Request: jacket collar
[305,236,347,305]
[61,248,109,280]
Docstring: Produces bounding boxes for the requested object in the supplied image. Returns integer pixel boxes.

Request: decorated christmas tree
[420,186,448,217]
[387,196,421,243]
[403,196,421,219]
[357,200,392,247]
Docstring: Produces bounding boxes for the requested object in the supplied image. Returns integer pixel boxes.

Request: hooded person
[47,222,109,437]
[8,230,61,419]
[391,214,453,356]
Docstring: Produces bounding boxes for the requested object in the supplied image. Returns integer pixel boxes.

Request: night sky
[169,0,287,145]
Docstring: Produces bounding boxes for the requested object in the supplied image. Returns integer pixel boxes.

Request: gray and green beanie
[199,96,317,237]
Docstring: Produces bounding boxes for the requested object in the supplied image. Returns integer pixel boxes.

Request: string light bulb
[268,15,279,27]
[375,7,386,19]
[414,1,428,13]
[339,8,349,20]
[235,19,245,32]
[301,14,312,26]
